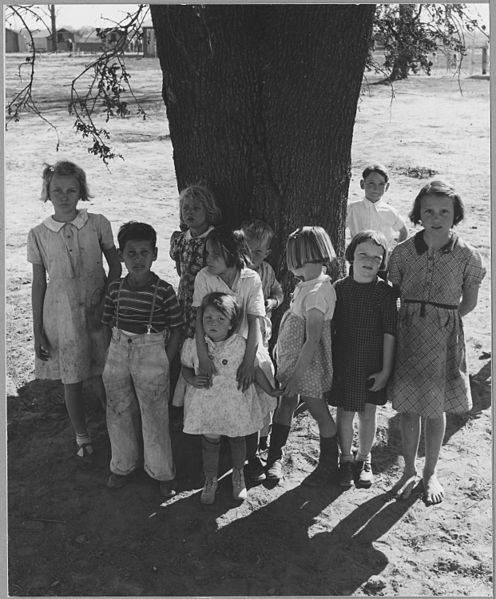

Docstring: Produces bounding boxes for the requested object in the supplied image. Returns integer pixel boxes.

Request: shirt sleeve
[160,282,184,328]
[169,230,182,262]
[390,207,406,231]
[101,281,118,326]
[462,247,486,289]
[95,214,116,251]
[304,281,336,318]
[245,271,265,317]
[192,269,211,307]
[27,228,43,265]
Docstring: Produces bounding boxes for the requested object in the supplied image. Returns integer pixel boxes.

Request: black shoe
[266,459,283,482]
[338,461,354,488]
[245,456,266,483]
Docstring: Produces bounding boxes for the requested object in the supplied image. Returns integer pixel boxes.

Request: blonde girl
[388,180,485,505]
[266,226,339,486]
[27,161,121,459]
[181,292,280,504]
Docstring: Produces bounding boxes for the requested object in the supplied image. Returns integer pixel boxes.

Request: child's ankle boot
[200,476,218,504]
[265,423,290,482]
[303,435,339,487]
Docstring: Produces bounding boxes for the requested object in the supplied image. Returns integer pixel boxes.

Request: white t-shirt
[346,197,406,249]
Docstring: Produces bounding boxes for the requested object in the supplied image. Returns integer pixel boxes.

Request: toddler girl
[27,160,121,458]
[388,180,485,505]
[266,226,339,486]
[329,230,397,489]
[182,292,280,504]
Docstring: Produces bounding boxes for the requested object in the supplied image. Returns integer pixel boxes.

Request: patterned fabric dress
[182,335,266,437]
[169,227,213,338]
[27,210,115,384]
[275,272,335,398]
[388,232,486,417]
[329,276,397,411]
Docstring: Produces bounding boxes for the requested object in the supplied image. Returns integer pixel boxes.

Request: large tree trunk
[151,4,375,298]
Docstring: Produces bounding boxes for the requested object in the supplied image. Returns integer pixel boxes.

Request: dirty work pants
[103,328,175,481]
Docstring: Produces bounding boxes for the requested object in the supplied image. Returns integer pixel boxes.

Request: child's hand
[265,298,276,311]
[34,332,50,361]
[282,375,299,398]
[191,374,212,389]
[237,360,255,392]
[198,356,217,386]
[367,370,390,392]
[269,387,284,397]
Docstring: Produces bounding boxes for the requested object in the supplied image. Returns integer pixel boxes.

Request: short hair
[362,163,389,183]
[409,179,465,226]
[40,160,91,202]
[201,292,241,336]
[286,226,336,271]
[118,221,157,251]
[345,230,389,270]
[179,183,222,226]
[207,225,252,270]
[240,219,275,247]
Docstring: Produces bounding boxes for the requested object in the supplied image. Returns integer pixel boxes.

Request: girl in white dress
[182,292,280,505]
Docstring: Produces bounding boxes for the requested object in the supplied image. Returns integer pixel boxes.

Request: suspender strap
[115,277,160,333]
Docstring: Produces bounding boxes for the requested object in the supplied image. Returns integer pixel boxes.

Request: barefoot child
[181,292,281,504]
[329,231,397,489]
[27,160,121,459]
[266,226,339,486]
[241,219,284,483]
[388,181,485,505]
[102,222,183,498]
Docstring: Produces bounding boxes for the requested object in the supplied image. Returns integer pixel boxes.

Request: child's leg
[392,412,421,499]
[244,431,266,483]
[423,413,446,505]
[64,381,86,436]
[201,435,221,478]
[302,396,339,486]
[356,403,377,461]
[266,394,298,481]
[337,407,355,461]
[229,436,247,500]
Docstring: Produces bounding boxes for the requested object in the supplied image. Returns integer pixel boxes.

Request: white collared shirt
[346,197,406,249]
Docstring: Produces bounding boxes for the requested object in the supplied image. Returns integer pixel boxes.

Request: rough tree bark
[150,4,375,296]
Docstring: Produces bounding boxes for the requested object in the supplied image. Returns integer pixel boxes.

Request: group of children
[28,160,485,507]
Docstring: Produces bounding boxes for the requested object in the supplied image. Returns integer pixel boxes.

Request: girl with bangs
[266,226,339,486]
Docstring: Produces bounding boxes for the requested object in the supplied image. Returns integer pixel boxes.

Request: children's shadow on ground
[157,481,418,596]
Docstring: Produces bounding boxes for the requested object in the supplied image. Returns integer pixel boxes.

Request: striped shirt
[102,273,184,335]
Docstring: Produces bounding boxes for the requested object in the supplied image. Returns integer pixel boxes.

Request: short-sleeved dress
[275,272,335,398]
[169,227,214,338]
[182,334,266,437]
[388,232,486,417]
[27,209,116,384]
[190,266,277,414]
[328,276,397,411]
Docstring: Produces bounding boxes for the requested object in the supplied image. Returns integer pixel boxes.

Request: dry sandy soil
[5,54,492,596]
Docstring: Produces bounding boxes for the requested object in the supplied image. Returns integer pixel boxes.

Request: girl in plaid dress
[266,227,339,487]
[329,231,397,490]
[388,181,486,506]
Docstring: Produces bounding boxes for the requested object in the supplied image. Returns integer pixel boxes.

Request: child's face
[420,194,455,234]
[246,237,271,269]
[49,175,81,220]
[181,197,208,232]
[360,172,389,203]
[352,240,384,283]
[120,239,157,283]
[205,239,229,276]
[202,304,232,342]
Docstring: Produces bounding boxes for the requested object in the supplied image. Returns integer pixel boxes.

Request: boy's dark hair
[207,225,252,270]
[362,163,389,183]
[118,222,157,251]
[201,292,241,336]
[345,230,389,270]
[240,219,275,247]
[409,179,464,226]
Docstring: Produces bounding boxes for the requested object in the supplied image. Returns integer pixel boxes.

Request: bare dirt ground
[5,54,492,597]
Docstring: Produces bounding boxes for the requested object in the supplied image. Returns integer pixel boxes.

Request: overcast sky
[5,2,490,31]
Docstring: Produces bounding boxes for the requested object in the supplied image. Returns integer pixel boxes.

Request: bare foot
[390,471,420,500]
[423,473,444,506]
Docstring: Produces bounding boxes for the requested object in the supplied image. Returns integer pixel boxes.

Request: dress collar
[296,271,330,288]
[414,230,458,255]
[184,226,214,241]
[42,209,88,232]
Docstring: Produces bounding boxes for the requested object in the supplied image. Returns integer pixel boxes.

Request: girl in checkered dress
[387,181,486,506]
[266,227,339,487]
[329,231,397,490]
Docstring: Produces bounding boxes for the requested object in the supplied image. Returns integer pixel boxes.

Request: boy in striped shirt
[102,222,183,498]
